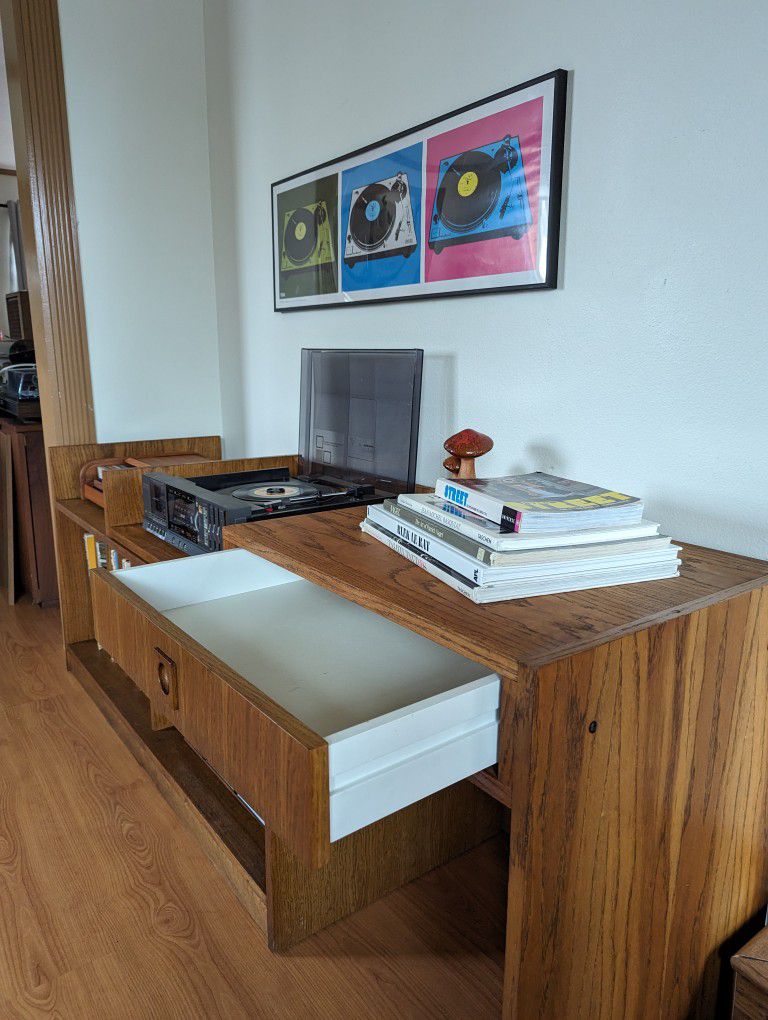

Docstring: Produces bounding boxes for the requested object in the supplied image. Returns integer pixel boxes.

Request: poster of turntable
[272,70,566,311]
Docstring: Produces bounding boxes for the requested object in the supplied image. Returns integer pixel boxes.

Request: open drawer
[91,549,500,868]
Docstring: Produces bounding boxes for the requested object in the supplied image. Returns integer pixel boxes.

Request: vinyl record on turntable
[231,480,320,505]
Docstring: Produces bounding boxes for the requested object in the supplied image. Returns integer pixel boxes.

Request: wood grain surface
[101,453,299,530]
[91,568,332,869]
[48,437,223,502]
[226,507,768,673]
[55,499,140,565]
[0,597,506,1018]
[0,0,94,446]
[732,925,768,1018]
[67,639,269,929]
[266,781,502,949]
[50,437,224,645]
[503,587,768,1019]
[105,523,185,565]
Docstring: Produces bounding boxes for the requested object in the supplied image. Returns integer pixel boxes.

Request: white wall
[0,31,15,170]
[203,0,768,558]
[0,174,19,335]
[58,0,222,443]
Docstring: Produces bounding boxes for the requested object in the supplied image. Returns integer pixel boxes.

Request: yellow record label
[457,171,478,197]
[294,221,307,241]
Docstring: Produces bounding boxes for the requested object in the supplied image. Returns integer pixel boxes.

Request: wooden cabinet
[91,548,501,869]
[1,418,57,606]
[48,437,768,1016]
[223,508,768,1020]
[732,926,768,1019]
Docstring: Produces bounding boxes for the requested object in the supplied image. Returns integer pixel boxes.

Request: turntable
[428,135,532,254]
[142,348,424,554]
[0,363,41,421]
[280,200,335,274]
[344,172,417,268]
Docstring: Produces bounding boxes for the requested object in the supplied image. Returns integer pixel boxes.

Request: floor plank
[0,597,506,1018]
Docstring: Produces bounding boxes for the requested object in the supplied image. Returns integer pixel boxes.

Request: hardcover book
[434,472,643,533]
[367,504,677,586]
[361,519,680,604]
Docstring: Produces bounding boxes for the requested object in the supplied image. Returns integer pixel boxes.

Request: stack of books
[360,472,681,604]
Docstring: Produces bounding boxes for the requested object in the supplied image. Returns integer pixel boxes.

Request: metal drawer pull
[154,647,179,710]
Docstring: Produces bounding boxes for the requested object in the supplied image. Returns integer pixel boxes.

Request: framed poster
[272,69,567,312]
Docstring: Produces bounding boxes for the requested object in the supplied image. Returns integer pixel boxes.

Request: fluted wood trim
[0,0,94,445]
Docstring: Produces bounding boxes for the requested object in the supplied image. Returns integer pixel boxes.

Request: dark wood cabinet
[732,926,768,1019]
[1,418,57,606]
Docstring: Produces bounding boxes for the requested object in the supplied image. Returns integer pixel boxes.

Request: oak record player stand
[49,435,501,955]
[224,509,768,1019]
[49,435,768,1016]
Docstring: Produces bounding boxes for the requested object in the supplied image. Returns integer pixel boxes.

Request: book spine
[382,499,495,565]
[360,520,478,602]
[500,506,522,533]
[83,533,98,571]
[434,477,518,531]
[397,493,504,549]
[368,505,489,583]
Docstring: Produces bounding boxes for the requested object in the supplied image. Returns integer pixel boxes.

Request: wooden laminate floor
[0,596,506,1019]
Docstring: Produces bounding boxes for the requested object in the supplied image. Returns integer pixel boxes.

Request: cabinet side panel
[505,587,768,1020]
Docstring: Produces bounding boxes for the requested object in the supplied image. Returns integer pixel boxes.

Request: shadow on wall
[505,440,566,477]
[419,353,456,480]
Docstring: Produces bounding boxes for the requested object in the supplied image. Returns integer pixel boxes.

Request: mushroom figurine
[442,454,461,478]
[443,428,494,480]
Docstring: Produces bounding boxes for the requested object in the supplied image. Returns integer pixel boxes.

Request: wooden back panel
[48,436,223,501]
[102,453,299,529]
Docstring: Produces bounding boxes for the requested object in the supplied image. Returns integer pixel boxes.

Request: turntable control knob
[443,429,494,480]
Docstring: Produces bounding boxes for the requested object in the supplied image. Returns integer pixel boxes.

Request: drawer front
[90,568,331,868]
[177,650,329,862]
[92,566,182,719]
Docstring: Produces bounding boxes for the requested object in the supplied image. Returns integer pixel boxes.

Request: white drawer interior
[113,548,501,840]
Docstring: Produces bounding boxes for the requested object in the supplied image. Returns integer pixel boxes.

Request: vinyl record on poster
[435,149,506,232]
[349,183,397,250]
[283,208,318,265]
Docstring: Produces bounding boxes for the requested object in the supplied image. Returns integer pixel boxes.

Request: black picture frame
[272,69,567,312]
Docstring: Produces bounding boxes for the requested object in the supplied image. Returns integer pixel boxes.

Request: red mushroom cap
[442,455,461,475]
[443,428,494,459]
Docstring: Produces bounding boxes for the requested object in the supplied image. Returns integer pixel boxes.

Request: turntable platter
[231,479,320,504]
[349,182,397,250]
[435,149,502,233]
[283,208,318,265]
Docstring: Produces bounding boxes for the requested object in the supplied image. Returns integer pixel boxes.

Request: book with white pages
[360,520,681,604]
[397,492,661,554]
[366,504,679,586]
[434,472,643,533]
